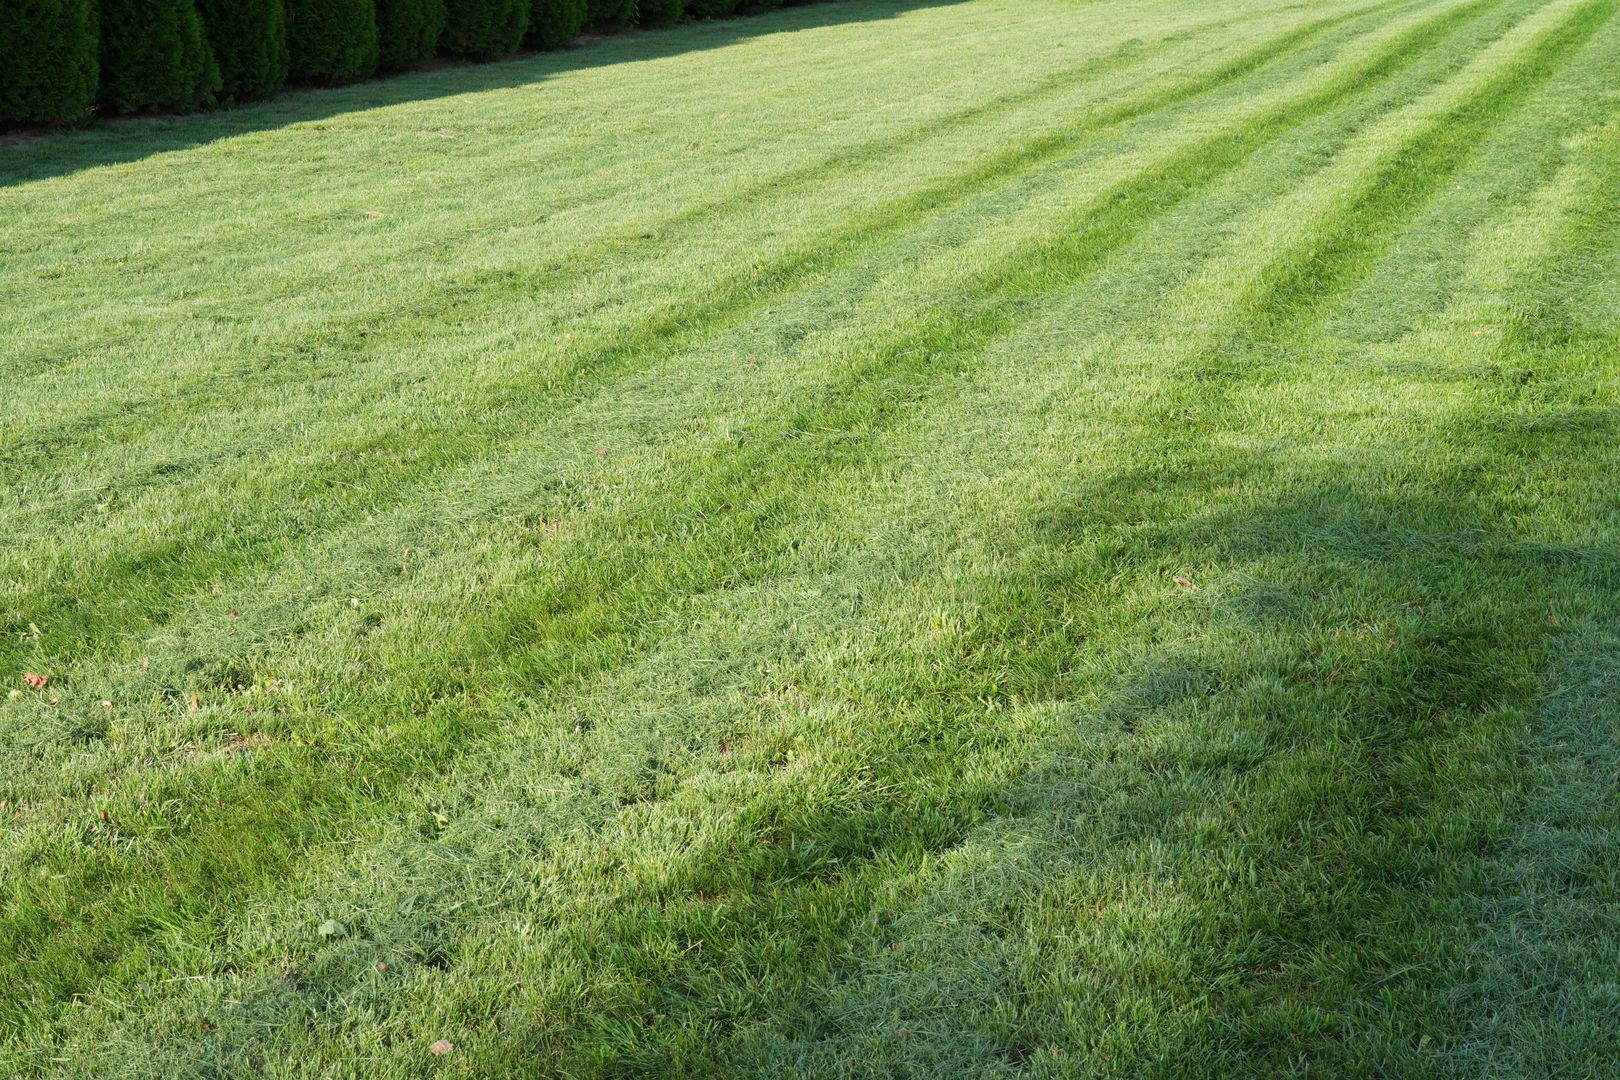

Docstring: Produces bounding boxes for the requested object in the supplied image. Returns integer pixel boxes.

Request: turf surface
[3,0,1619,1074]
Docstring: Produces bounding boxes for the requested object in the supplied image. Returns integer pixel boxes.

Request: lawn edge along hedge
[3,0,842,129]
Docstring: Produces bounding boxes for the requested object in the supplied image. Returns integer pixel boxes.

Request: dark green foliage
[441,0,528,60]
[634,0,681,26]
[287,0,379,83]
[197,0,289,101]
[525,0,584,48]
[684,0,738,16]
[0,0,98,125]
[584,0,632,31]
[2,0,837,131]
[376,0,447,69]
[97,0,221,114]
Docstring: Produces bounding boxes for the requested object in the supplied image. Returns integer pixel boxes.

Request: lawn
[3,0,1619,1074]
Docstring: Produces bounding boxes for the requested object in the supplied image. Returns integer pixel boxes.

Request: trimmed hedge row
[634,0,684,29]
[527,0,585,50]
[198,0,288,101]
[98,0,220,114]
[584,0,633,31]
[0,0,99,125]
[3,0,834,127]
[442,0,527,60]
[288,0,379,84]
[378,0,447,69]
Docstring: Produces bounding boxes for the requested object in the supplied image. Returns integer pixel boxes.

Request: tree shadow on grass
[777,423,1620,1074]
[0,0,963,188]
[45,415,1620,1075]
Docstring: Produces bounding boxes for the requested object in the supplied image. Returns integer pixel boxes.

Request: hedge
[441,0,528,60]
[3,0,846,130]
[198,0,289,101]
[635,0,683,27]
[98,0,220,114]
[584,0,633,32]
[525,0,585,49]
[685,0,740,16]
[377,0,447,69]
[288,0,380,83]
[0,0,99,125]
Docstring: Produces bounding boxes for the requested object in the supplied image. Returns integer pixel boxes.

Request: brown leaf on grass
[221,732,270,755]
[189,694,202,711]
[429,1040,454,1056]
[22,673,47,690]
[1173,575,1197,590]
[594,447,608,457]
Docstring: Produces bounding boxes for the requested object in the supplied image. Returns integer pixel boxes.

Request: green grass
[3,0,1620,1073]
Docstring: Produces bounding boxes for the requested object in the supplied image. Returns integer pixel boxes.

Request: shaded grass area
[3,0,1619,1074]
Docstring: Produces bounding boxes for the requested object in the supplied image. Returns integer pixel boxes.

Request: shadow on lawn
[0,0,962,188]
[782,432,1620,1073]
[137,433,1620,1074]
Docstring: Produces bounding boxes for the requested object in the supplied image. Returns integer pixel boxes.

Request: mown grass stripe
[293,6,1620,1067]
[116,8,1620,1072]
[0,0,1407,471]
[1,0,1528,800]
[0,0,1369,391]
[8,1,1620,1072]
[0,0,1505,691]
[0,0,1537,1029]
[1155,0,1618,419]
